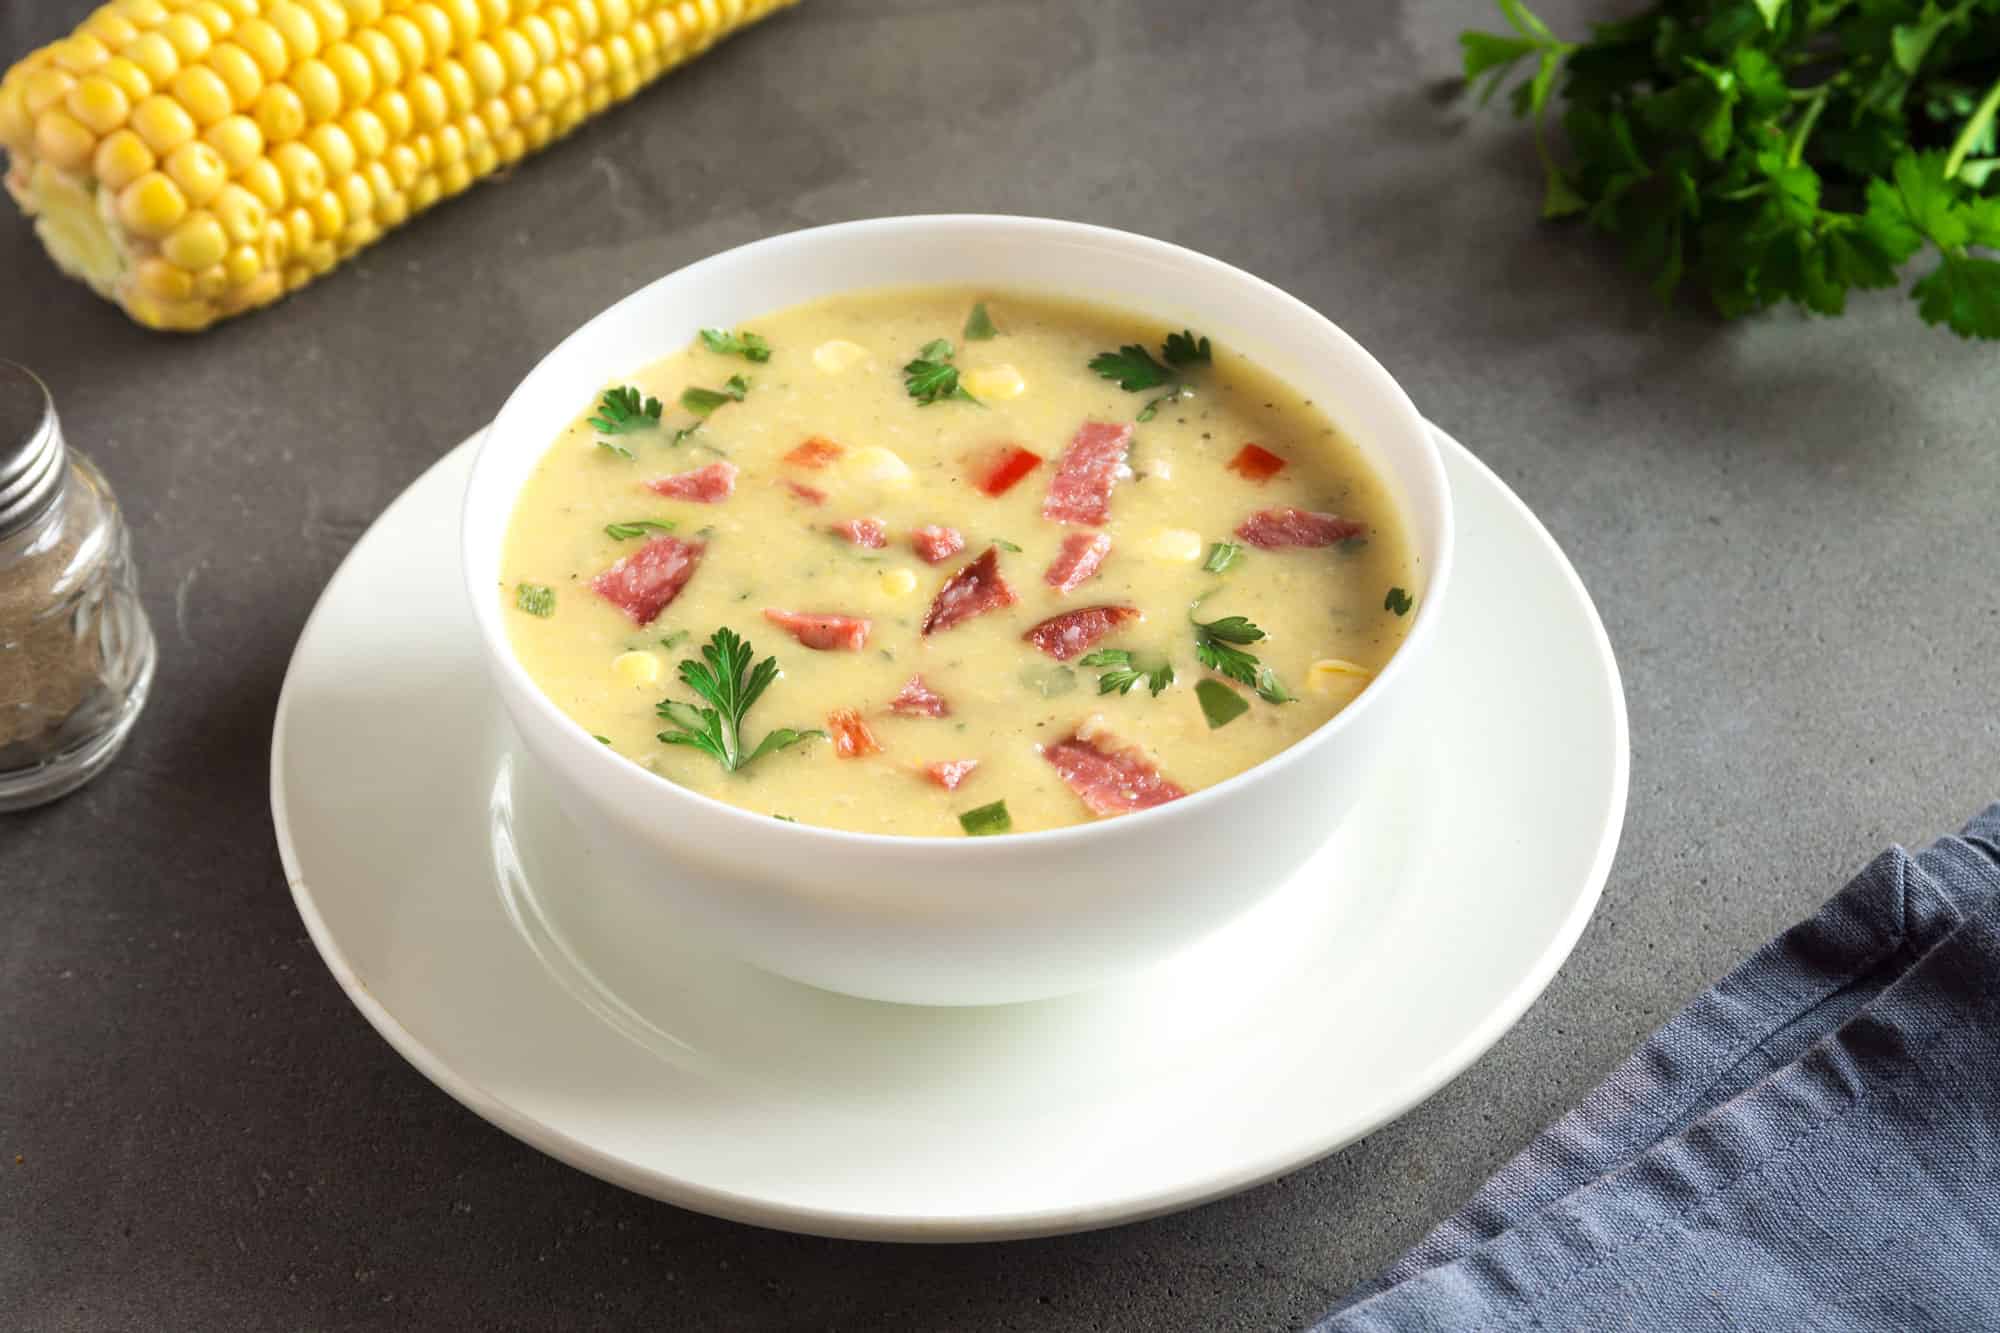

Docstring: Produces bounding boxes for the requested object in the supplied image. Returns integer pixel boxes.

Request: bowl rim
[462,213,1455,852]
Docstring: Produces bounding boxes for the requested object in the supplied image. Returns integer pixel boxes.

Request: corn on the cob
[0,0,797,332]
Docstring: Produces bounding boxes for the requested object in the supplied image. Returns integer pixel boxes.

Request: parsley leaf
[604,519,677,540]
[1190,602,1293,703]
[991,537,1023,553]
[1087,343,1172,392]
[1194,679,1250,729]
[598,440,635,461]
[963,302,998,341]
[1080,648,1176,697]
[699,328,772,362]
[1462,0,2000,337]
[515,583,555,617]
[903,338,979,406]
[654,628,824,772]
[588,385,662,435]
[680,377,746,416]
[1162,329,1212,366]
[658,630,688,649]
[959,800,1012,836]
[1385,586,1414,616]
[1203,542,1243,574]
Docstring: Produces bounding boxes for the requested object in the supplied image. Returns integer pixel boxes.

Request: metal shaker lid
[0,361,63,540]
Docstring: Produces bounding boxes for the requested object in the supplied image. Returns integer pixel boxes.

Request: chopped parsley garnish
[1203,542,1244,574]
[959,799,1012,836]
[1087,343,1172,392]
[515,583,556,617]
[1194,679,1250,730]
[903,337,979,406]
[598,440,636,461]
[1385,586,1414,616]
[658,630,688,649]
[680,377,747,416]
[604,519,677,540]
[1191,601,1293,703]
[1136,384,1192,423]
[773,813,798,823]
[654,628,824,772]
[963,302,999,341]
[991,537,1023,552]
[699,328,772,362]
[593,734,611,745]
[1162,329,1212,367]
[1080,648,1176,697]
[589,385,662,435]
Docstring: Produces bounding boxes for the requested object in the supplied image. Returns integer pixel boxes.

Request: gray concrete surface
[5,1,1998,1328]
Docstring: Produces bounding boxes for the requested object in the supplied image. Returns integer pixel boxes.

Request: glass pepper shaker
[0,361,156,812]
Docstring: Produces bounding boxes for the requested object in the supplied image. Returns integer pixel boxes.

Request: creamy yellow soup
[500,287,1416,836]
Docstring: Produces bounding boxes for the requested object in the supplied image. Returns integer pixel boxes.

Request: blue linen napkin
[1312,805,2000,1332]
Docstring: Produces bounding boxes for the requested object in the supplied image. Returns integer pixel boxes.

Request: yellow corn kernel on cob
[0,0,797,332]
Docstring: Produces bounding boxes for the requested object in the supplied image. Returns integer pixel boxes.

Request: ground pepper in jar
[0,362,155,811]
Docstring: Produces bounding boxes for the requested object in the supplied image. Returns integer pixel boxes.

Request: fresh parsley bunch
[1465,0,2000,336]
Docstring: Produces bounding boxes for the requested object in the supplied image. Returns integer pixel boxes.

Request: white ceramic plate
[270,423,1627,1242]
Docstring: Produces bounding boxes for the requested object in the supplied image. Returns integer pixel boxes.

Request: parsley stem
[1945,74,2000,182]
[1785,84,1828,168]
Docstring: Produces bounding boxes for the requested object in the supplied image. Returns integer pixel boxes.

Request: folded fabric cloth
[1313,805,2000,1332]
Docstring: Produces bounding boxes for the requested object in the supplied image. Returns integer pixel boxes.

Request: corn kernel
[116,0,171,25]
[521,14,557,64]
[464,40,505,97]
[34,112,98,171]
[136,254,195,298]
[265,3,324,61]
[120,33,179,87]
[879,568,918,598]
[341,106,385,159]
[271,139,326,199]
[0,86,27,154]
[130,92,197,151]
[408,172,439,210]
[439,0,482,49]
[320,41,376,105]
[189,2,237,38]
[504,82,535,122]
[23,68,80,118]
[159,14,215,63]
[282,205,313,253]
[302,0,351,44]
[93,128,156,189]
[307,187,345,236]
[234,268,285,310]
[50,35,112,76]
[371,89,412,139]
[336,169,372,219]
[253,83,305,141]
[306,120,356,176]
[436,58,474,114]
[341,216,380,249]
[408,71,447,128]
[263,217,290,264]
[288,58,343,122]
[382,142,419,189]
[163,139,228,203]
[572,0,605,39]
[230,20,289,79]
[465,135,496,174]
[493,126,524,162]
[406,5,453,60]
[578,43,608,84]
[1306,658,1374,694]
[162,210,228,267]
[377,15,427,72]
[532,65,567,109]
[1143,528,1204,563]
[118,171,187,235]
[97,56,154,102]
[202,112,262,169]
[65,75,131,133]
[812,339,867,374]
[238,157,286,208]
[204,42,263,106]
[167,63,232,126]
[210,181,266,240]
[352,29,403,88]
[611,651,661,688]
[282,260,313,291]
[962,363,1025,400]
[194,262,231,298]
[83,14,142,49]
[490,29,534,85]
[432,122,464,165]
[437,157,471,194]
[848,446,913,487]
[344,0,387,26]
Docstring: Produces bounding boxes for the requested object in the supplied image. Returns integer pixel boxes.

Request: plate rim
[268,420,1630,1242]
